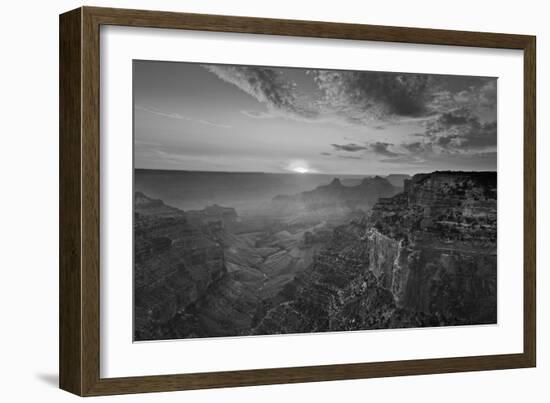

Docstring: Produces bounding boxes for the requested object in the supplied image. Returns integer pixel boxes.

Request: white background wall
[0,0,546,401]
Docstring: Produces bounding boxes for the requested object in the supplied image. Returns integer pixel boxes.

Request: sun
[293,166,309,174]
[287,160,313,174]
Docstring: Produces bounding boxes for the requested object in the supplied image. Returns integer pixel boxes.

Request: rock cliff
[135,171,497,339]
[134,193,227,340]
[253,171,497,335]
[385,174,411,188]
[134,192,333,340]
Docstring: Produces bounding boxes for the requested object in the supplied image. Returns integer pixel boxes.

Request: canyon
[134,171,497,340]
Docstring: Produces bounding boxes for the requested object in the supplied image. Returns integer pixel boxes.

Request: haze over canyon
[134,169,497,340]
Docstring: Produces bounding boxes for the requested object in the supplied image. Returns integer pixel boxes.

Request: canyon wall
[135,171,497,340]
[134,192,227,340]
[254,171,497,335]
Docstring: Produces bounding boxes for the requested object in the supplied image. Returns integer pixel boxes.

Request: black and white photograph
[133,60,498,341]
[1,0,544,399]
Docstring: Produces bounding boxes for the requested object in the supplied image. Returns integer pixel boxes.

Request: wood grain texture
[85,6,532,49]
[59,6,537,396]
[523,38,536,367]
[59,8,83,396]
[81,6,102,396]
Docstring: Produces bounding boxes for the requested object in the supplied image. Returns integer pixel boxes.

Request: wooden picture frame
[59,6,536,396]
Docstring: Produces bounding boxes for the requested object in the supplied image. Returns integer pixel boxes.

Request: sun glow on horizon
[293,166,309,174]
[286,160,315,174]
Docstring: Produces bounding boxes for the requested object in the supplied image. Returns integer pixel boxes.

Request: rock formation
[272,176,400,212]
[134,193,227,340]
[134,191,335,340]
[135,171,497,340]
[253,171,497,335]
[385,173,411,188]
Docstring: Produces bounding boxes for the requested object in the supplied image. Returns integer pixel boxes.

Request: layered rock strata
[253,171,497,335]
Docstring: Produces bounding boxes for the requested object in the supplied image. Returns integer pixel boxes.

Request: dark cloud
[205,64,497,133]
[428,79,497,116]
[401,141,433,154]
[320,152,332,156]
[331,143,367,152]
[454,80,497,109]
[241,109,273,119]
[339,155,363,160]
[313,70,432,123]
[439,112,471,125]
[204,65,319,120]
[423,108,497,151]
[369,141,400,157]
[435,135,458,147]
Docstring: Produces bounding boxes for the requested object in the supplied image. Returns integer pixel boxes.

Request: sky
[134,60,497,175]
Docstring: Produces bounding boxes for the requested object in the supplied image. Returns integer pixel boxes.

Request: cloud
[422,108,497,151]
[455,80,497,109]
[379,155,426,164]
[205,66,438,127]
[135,105,231,128]
[331,143,367,152]
[479,80,497,107]
[439,112,471,125]
[369,141,400,157]
[320,152,332,156]
[401,141,433,154]
[203,64,497,143]
[389,108,496,171]
[241,109,274,119]
[428,79,497,115]
[203,65,319,120]
[339,155,363,160]
[198,120,232,129]
[330,141,404,160]
[312,70,432,124]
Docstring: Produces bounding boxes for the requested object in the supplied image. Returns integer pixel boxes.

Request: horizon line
[134,167,496,177]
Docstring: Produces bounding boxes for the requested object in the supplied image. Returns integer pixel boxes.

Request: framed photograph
[59,6,536,396]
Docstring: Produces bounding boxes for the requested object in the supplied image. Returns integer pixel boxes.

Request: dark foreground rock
[134,193,227,340]
[253,171,497,335]
[134,192,335,340]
